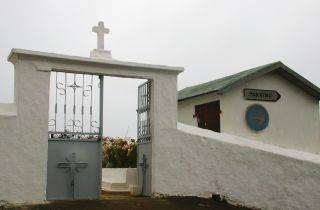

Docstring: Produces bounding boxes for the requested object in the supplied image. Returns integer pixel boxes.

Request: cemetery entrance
[46,71,152,200]
[46,72,103,200]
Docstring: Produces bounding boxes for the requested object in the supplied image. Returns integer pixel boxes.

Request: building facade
[178,62,320,154]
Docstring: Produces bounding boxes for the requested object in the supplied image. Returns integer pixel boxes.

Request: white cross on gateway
[92,21,109,50]
[90,21,112,59]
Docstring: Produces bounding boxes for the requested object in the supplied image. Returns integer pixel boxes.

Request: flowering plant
[102,137,137,168]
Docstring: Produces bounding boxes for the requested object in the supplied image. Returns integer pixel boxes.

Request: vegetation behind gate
[102,137,137,168]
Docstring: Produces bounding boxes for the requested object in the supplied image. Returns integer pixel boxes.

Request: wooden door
[195,101,220,132]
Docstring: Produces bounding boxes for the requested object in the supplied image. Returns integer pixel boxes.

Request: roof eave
[217,62,284,94]
[178,90,219,102]
[278,65,320,100]
[178,61,320,101]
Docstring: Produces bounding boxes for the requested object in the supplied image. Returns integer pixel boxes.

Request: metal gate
[137,81,152,195]
[47,71,103,200]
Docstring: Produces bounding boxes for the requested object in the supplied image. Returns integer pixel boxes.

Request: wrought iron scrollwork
[48,119,56,132]
[67,120,82,133]
[56,82,66,95]
[68,81,82,90]
[83,84,92,97]
[90,120,100,133]
[48,72,102,141]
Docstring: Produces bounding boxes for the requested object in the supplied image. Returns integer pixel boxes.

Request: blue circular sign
[246,104,269,131]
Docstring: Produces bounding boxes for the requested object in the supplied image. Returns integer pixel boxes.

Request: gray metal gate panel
[46,140,101,200]
[137,81,152,196]
[47,72,103,200]
[137,143,152,196]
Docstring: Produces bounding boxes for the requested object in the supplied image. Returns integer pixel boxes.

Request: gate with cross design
[46,71,103,200]
[56,153,88,199]
[137,81,152,195]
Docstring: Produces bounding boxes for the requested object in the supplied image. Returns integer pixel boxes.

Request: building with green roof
[178,62,320,154]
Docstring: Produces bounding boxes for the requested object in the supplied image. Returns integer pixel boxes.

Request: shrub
[102,137,137,168]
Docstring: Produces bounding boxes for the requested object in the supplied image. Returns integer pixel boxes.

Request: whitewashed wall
[0,59,50,202]
[102,168,137,184]
[178,72,320,154]
[0,49,181,202]
[102,168,128,183]
[2,49,320,210]
[153,123,320,210]
[101,168,137,192]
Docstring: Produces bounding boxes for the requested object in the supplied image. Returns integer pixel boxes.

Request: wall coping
[178,123,320,165]
[7,48,184,73]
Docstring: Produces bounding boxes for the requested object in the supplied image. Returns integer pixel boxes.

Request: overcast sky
[0,0,319,138]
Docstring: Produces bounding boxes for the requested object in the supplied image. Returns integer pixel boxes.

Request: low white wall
[153,123,320,210]
[102,168,127,183]
[102,168,137,185]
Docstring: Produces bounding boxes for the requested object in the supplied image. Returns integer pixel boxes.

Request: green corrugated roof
[178,61,320,101]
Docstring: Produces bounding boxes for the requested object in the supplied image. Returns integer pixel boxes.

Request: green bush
[102,137,137,168]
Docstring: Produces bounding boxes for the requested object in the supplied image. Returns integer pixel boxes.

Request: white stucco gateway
[0,47,183,202]
[178,62,320,154]
[2,24,320,209]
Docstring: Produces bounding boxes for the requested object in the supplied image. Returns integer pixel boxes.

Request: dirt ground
[1,193,255,210]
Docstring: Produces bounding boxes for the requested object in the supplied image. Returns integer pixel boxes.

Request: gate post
[98,75,104,197]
